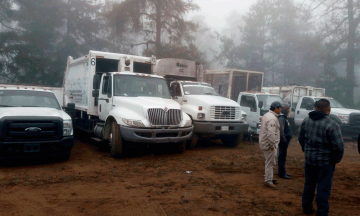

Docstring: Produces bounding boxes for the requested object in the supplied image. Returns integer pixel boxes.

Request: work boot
[279,174,291,179]
[272,179,278,184]
[264,182,278,190]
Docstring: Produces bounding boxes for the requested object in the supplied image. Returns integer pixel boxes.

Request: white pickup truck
[294,96,360,140]
[0,86,74,160]
[155,59,248,148]
[63,51,193,158]
[237,92,282,134]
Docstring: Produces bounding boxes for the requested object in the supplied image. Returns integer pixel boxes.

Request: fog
[0,0,359,107]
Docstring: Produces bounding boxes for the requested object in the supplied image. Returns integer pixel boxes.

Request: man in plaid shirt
[298,99,344,216]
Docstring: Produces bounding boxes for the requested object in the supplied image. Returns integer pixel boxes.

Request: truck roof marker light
[85,55,88,58]
[96,56,104,59]
[85,109,88,111]
[17,87,19,89]
[32,88,35,90]
[199,106,203,111]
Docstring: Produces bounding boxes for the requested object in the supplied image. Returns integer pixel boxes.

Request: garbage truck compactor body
[63,51,193,158]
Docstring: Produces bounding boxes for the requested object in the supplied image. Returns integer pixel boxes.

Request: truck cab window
[240,95,256,112]
[102,76,109,95]
[300,97,314,109]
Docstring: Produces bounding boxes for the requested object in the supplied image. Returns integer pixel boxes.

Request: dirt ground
[0,134,359,216]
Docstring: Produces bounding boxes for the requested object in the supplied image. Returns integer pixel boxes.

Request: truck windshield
[113,75,171,98]
[182,83,218,96]
[315,98,344,108]
[0,90,60,109]
[257,95,282,116]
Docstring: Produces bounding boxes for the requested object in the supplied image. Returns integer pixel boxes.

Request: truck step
[91,137,104,142]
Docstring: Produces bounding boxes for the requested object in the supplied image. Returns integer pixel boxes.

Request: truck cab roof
[110,72,165,79]
[240,91,278,96]
[0,85,56,93]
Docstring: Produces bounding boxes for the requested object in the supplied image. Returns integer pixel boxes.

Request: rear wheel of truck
[186,133,198,150]
[110,121,124,158]
[173,141,186,154]
[221,134,243,147]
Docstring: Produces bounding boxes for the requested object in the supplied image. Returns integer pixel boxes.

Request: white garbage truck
[155,59,248,149]
[62,51,193,158]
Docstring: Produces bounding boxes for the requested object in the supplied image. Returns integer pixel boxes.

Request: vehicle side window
[240,95,257,112]
[102,76,109,95]
[171,83,182,97]
[300,97,313,109]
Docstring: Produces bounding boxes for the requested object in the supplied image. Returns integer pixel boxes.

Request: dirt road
[0,135,359,216]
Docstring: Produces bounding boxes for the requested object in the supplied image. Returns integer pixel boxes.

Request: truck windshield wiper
[204,93,216,95]
[0,105,14,107]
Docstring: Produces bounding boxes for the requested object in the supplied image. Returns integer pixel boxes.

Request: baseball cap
[270,101,282,110]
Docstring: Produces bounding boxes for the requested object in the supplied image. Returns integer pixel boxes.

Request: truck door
[98,75,113,121]
[294,97,315,126]
[239,94,257,130]
[170,82,183,104]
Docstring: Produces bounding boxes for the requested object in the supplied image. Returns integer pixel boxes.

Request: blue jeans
[278,139,290,176]
[302,163,335,216]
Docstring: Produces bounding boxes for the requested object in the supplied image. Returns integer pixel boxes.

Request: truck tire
[186,133,198,150]
[110,121,124,158]
[358,134,360,154]
[221,134,243,147]
[173,141,186,154]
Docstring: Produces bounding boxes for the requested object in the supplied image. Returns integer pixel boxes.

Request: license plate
[221,126,229,131]
[24,144,40,152]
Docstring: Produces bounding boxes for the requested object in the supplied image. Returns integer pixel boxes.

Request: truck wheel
[186,133,198,150]
[110,121,124,158]
[221,134,243,147]
[173,141,186,154]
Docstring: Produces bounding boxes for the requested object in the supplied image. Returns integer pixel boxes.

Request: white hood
[113,97,181,113]
[0,107,71,120]
[331,108,360,115]
[184,95,240,107]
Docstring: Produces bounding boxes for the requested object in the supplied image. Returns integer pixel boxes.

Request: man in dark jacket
[298,99,344,216]
[278,107,292,179]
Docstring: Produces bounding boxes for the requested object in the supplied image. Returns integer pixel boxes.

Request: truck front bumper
[193,121,249,135]
[120,126,194,143]
[340,124,360,139]
[0,136,74,158]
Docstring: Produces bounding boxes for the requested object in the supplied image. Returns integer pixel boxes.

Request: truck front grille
[350,113,360,125]
[147,108,182,126]
[4,119,62,141]
[210,106,240,120]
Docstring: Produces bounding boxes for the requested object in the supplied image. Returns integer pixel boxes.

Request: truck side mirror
[64,102,75,118]
[306,103,314,111]
[92,89,99,97]
[258,101,263,108]
[171,84,177,98]
[93,74,102,89]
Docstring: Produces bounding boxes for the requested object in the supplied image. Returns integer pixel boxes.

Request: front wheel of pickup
[186,133,198,150]
[110,121,124,158]
[221,134,243,147]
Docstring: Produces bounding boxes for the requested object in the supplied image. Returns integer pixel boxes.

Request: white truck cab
[169,81,248,148]
[63,51,193,158]
[0,86,74,160]
[237,92,282,134]
[294,96,360,140]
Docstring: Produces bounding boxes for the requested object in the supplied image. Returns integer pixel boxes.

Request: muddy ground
[0,134,359,216]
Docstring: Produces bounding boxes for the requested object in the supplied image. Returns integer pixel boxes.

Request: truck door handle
[297,111,300,114]
[99,98,109,103]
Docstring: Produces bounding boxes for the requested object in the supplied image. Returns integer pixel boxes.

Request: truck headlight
[256,123,261,129]
[184,119,192,127]
[338,114,349,124]
[63,120,73,136]
[197,113,205,120]
[122,119,145,127]
[242,114,247,122]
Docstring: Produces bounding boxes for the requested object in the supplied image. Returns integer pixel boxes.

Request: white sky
[189,0,258,31]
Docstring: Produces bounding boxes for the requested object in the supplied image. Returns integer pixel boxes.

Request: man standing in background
[278,107,292,179]
[259,101,282,190]
[298,99,344,216]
